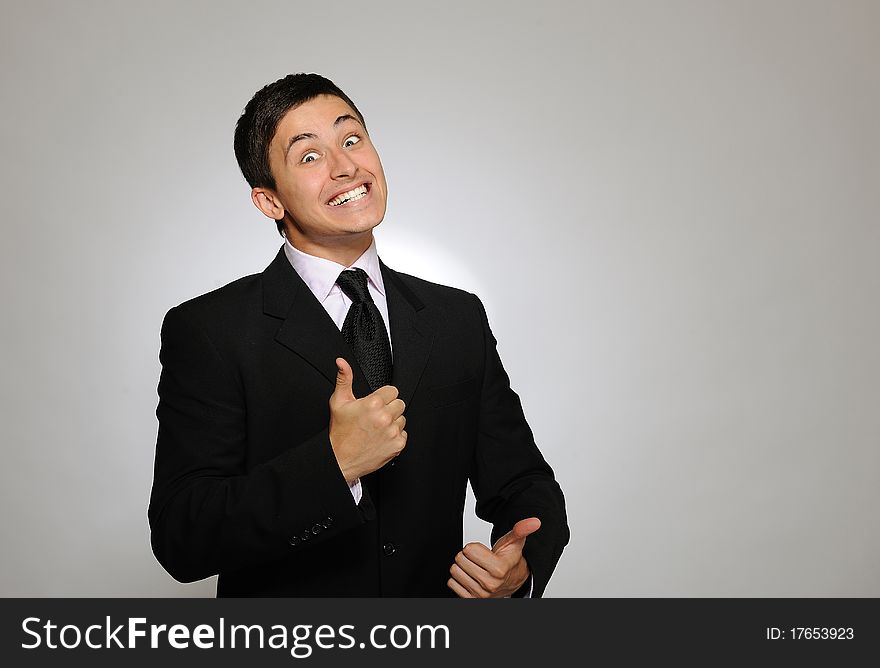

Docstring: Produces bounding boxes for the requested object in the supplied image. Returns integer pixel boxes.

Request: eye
[301,151,320,164]
[342,135,361,148]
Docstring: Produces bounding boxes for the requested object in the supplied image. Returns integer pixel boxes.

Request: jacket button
[311,524,323,535]
[382,542,396,556]
[300,531,311,541]
[323,516,334,528]
[289,536,300,546]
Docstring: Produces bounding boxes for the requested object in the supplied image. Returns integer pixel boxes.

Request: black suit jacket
[148,247,569,596]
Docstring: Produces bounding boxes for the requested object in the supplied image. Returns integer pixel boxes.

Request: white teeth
[329,184,368,206]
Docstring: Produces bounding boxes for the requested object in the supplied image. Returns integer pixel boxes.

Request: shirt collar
[283,236,386,303]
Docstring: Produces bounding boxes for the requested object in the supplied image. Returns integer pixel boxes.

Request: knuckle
[462,542,480,559]
[489,565,505,579]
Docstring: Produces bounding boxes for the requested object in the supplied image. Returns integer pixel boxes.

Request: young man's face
[258,94,388,250]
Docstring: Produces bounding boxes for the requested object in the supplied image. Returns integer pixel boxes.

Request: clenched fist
[329,357,407,481]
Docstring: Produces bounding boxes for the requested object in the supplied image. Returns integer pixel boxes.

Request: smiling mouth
[328,183,369,206]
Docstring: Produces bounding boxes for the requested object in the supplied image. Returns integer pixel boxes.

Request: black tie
[336,268,392,391]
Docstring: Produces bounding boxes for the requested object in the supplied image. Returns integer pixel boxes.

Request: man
[148,73,569,597]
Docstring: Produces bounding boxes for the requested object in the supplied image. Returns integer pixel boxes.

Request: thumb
[492,517,541,554]
[331,357,356,403]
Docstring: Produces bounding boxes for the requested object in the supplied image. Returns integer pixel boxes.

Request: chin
[346,214,383,233]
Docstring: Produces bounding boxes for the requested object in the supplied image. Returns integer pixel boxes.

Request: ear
[251,187,285,221]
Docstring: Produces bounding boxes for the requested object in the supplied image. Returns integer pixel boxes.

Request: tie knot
[336,268,372,303]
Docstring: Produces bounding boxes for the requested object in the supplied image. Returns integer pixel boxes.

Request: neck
[284,230,374,267]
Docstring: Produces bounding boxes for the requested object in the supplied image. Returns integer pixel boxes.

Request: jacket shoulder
[171,273,261,311]
[163,272,264,331]
[386,268,479,306]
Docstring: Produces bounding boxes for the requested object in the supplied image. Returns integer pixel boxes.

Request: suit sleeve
[148,305,374,583]
[468,294,570,597]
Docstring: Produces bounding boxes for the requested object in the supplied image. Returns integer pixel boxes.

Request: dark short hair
[234,73,366,234]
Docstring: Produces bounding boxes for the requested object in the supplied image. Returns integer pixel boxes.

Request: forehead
[272,94,359,144]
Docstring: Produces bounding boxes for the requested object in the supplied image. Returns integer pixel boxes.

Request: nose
[327,145,356,179]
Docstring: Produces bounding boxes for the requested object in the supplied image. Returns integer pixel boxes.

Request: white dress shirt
[283,237,391,505]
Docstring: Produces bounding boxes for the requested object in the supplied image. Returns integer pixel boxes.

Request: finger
[449,562,491,598]
[387,398,406,419]
[461,542,507,579]
[332,358,356,402]
[455,550,502,592]
[492,517,542,553]
[372,385,400,405]
[393,414,406,431]
[447,577,473,599]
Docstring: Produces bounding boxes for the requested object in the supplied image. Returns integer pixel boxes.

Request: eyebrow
[283,114,363,158]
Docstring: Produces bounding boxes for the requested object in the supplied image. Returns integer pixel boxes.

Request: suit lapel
[262,248,371,399]
[261,247,435,405]
[380,259,434,406]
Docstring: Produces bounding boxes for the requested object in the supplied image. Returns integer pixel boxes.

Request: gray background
[1,0,877,597]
